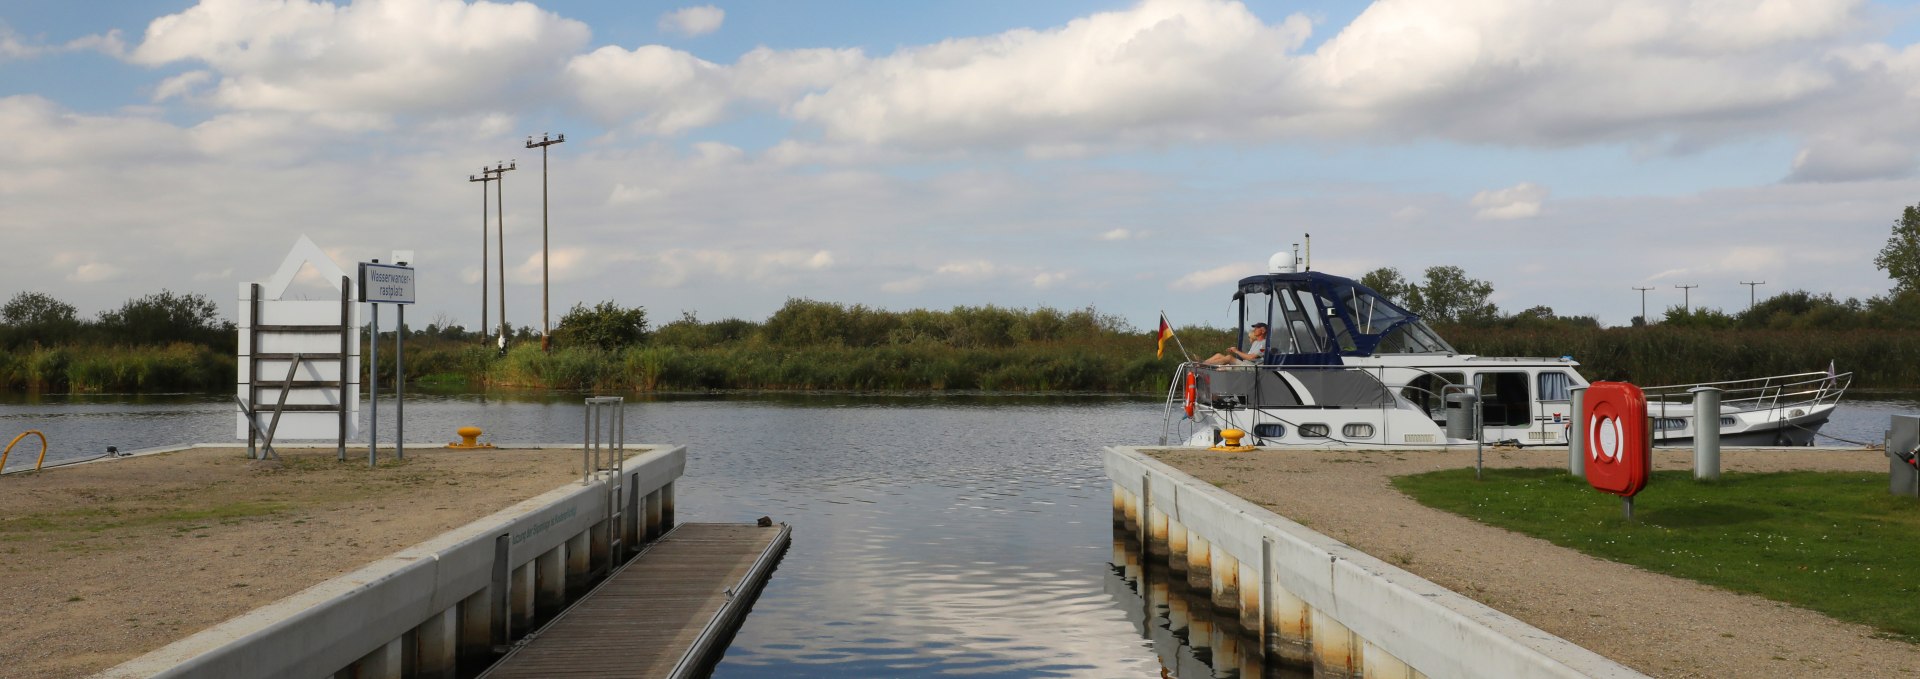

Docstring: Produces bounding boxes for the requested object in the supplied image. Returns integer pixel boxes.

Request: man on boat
[1202,323,1268,366]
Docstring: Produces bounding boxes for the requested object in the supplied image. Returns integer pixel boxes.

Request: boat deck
[482,522,791,679]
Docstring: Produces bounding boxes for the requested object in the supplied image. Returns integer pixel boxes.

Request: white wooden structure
[236,236,360,456]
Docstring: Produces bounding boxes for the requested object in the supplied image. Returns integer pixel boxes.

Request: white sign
[359,262,416,304]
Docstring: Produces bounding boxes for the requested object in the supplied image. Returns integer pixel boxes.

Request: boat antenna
[1305,233,1311,272]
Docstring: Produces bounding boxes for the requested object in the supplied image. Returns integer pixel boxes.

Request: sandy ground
[1147,446,1920,678]
[0,445,617,679]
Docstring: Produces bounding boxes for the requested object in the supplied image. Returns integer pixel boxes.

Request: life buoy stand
[1183,372,1197,419]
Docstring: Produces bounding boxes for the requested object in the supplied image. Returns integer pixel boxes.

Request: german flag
[1156,314,1174,359]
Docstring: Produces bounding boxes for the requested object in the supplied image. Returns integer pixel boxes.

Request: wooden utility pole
[525,133,565,352]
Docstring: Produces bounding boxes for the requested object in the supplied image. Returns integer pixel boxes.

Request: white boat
[1161,252,1850,448]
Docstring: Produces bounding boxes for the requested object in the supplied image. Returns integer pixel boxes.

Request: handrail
[2,430,49,473]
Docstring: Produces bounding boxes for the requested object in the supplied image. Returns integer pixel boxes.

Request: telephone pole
[484,161,517,354]
[1675,283,1699,314]
[525,133,565,352]
[1632,286,1654,324]
[467,172,496,344]
[1739,281,1765,309]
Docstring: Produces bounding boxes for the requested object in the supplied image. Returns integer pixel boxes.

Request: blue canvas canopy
[1232,271,1455,360]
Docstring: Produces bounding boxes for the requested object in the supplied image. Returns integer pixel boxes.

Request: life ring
[1183,372,1197,419]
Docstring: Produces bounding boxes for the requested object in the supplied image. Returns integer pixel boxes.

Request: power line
[484,161,517,354]
[1739,281,1766,309]
[1632,286,1654,323]
[1674,284,1699,314]
[526,133,565,353]
[467,171,496,344]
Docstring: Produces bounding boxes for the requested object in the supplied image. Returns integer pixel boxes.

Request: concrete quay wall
[101,445,685,679]
[1107,446,1646,679]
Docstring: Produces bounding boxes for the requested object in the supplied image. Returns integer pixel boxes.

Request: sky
[4,0,1920,333]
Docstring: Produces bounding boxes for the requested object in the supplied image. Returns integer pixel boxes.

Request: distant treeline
[0,291,234,392]
[7,288,1920,394]
[391,300,1213,392]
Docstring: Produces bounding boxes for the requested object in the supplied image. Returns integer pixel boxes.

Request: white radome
[1268,251,1296,274]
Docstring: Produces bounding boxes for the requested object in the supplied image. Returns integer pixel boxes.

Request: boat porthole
[1341,423,1375,439]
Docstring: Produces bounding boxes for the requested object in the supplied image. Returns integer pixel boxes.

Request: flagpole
[1161,312,1195,363]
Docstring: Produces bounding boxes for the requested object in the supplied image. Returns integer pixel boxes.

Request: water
[3,391,1917,677]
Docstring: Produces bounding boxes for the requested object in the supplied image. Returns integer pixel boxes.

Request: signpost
[1583,381,1650,518]
[359,258,416,468]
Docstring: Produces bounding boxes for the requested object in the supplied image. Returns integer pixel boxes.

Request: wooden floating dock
[482,522,792,679]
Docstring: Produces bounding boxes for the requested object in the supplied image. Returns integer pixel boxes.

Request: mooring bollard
[1690,386,1721,481]
[1569,386,1587,478]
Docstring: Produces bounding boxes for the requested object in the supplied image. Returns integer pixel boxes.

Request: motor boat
[1161,250,1849,448]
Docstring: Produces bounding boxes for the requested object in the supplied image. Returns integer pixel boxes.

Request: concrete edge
[1108,446,1646,679]
[99,445,685,679]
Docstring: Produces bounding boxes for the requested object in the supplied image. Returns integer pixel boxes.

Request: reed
[0,344,231,392]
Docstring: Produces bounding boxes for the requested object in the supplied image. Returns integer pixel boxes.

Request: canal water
[2,391,1916,677]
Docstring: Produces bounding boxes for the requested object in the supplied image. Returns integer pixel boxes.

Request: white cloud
[153,70,213,102]
[658,6,725,37]
[1100,228,1150,241]
[67,261,120,283]
[936,260,996,277]
[0,26,39,61]
[1471,182,1549,220]
[1032,271,1068,288]
[564,44,863,133]
[1170,261,1258,291]
[129,0,589,119]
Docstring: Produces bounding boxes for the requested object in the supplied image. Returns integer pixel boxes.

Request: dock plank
[483,523,789,679]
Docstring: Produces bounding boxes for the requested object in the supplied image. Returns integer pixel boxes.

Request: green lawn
[1393,468,1920,642]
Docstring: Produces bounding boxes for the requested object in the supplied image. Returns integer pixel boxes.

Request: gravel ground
[1148,446,1920,679]
[0,446,610,679]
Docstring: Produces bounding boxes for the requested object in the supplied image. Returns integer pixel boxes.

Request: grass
[1393,468,1920,642]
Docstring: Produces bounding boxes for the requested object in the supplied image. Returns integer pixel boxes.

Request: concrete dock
[483,522,791,679]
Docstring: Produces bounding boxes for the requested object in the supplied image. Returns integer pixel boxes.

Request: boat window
[1401,372,1465,417]
[1538,372,1572,401]
[1239,290,1275,353]
[1275,290,1323,353]
[1475,372,1531,427]
[1299,423,1330,438]
[1373,321,1457,354]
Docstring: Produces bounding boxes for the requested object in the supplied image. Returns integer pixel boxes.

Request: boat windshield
[1236,271,1456,357]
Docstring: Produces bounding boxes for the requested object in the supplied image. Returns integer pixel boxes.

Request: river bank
[1149,446,1920,678]
[0,445,599,678]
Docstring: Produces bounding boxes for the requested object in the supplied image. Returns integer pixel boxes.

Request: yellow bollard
[1209,428,1256,452]
[447,426,495,449]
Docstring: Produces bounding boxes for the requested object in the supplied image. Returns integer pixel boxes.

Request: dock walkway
[483,522,791,679]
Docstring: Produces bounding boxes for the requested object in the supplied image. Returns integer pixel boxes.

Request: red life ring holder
[1183,372,1197,418]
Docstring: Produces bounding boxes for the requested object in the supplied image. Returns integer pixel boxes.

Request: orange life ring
[1183,372,1197,418]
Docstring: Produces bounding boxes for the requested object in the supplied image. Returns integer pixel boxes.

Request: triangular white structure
[260,234,351,300]
[236,236,360,455]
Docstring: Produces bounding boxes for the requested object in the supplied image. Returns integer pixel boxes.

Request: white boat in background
[1161,250,1850,448]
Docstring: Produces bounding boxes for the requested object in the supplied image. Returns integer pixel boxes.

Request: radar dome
[1269,250,1297,274]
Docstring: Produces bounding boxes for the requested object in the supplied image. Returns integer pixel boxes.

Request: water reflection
[1107,523,1313,679]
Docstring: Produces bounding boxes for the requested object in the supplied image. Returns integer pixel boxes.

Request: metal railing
[1642,370,1851,415]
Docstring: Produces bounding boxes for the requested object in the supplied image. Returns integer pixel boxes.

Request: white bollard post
[1569,386,1587,478]
[1691,386,1721,480]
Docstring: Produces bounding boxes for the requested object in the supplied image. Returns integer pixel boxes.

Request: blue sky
[4,0,1920,334]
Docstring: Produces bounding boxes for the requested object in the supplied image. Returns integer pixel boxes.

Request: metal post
[369,301,378,468]
[339,275,350,461]
[396,304,405,461]
[1691,386,1721,481]
[486,161,517,353]
[1676,283,1699,314]
[1623,496,1634,520]
[469,172,494,345]
[1632,286,1653,324]
[526,134,564,353]
[1569,386,1587,478]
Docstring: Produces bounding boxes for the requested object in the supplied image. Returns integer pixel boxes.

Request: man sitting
[1202,323,1268,366]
